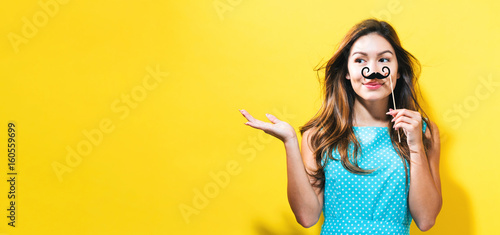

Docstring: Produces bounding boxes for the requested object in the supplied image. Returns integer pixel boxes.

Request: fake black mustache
[361,66,391,79]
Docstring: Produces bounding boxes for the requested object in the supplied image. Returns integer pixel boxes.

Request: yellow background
[1,0,499,234]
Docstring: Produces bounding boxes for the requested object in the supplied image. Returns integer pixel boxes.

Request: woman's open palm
[239,109,297,143]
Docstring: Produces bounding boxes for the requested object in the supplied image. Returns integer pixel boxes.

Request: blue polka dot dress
[320,121,427,235]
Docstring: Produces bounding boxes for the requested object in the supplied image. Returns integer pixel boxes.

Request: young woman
[239,19,442,234]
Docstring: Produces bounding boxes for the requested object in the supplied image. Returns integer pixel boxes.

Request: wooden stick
[389,74,401,142]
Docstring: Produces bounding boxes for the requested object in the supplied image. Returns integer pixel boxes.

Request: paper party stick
[389,73,401,143]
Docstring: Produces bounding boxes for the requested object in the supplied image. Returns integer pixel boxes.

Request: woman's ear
[346,73,350,80]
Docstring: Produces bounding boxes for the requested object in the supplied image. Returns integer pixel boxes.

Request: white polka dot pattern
[320,121,427,235]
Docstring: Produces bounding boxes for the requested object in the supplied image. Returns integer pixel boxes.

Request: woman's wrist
[409,143,426,156]
[284,135,298,146]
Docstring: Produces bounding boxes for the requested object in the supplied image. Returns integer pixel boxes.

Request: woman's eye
[379,58,389,62]
[355,58,365,63]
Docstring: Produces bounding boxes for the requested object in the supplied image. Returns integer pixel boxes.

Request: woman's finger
[393,119,414,131]
[245,120,266,130]
[392,116,419,128]
[265,113,281,124]
[387,109,407,119]
[239,109,258,123]
[387,109,420,121]
[239,109,273,131]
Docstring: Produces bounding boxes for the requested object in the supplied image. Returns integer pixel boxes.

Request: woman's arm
[239,110,323,227]
[388,109,442,231]
[407,121,442,231]
[286,129,324,228]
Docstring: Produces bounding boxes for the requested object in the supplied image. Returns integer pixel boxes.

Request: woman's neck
[352,96,391,127]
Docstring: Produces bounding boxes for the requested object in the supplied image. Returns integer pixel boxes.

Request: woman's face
[346,33,399,102]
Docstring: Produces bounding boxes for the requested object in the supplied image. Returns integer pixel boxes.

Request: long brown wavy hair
[299,19,433,190]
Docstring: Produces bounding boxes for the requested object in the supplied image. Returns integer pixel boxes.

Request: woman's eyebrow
[351,50,394,56]
[378,50,393,55]
[351,51,367,56]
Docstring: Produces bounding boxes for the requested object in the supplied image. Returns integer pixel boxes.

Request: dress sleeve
[422,117,428,134]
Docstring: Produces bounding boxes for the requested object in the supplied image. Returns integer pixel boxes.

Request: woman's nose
[367,62,380,74]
